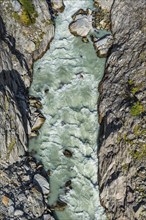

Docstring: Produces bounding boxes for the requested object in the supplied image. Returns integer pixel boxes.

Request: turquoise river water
[29,0,107,219]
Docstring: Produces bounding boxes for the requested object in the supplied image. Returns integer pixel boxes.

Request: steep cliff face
[0,0,56,219]
[98,0,146,219]
[0,0,54,163]
[0,15,29,164]
[0,0,145,219]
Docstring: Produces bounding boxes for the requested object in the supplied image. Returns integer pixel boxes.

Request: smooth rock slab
[31,114,46,132]
[51,0,65,13]
[34,174,50,195]
[14,209,23,216]
[93,34,113,57]
[11,0,21,12]
[69,9,93,37]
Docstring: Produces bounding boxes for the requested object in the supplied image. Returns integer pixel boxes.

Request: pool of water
[29,1,107,219]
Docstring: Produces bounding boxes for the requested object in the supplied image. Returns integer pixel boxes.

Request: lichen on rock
[98,0,146,219]
[0,0,56,219]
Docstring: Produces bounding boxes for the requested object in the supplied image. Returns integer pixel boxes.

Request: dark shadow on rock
[0,15,30,75]
[1,155,55,219]
[97,110,122,153]
[0,69,29,140]
[46,0,55,20]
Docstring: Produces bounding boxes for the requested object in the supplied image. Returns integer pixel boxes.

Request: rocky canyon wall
[0,0,145,219]
[0,0,56,219]
[98,0,146,219]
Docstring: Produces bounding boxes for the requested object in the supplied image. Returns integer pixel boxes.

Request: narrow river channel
[29,1,107,219]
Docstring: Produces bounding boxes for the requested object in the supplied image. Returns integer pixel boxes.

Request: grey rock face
[0,0,54,164]
[0,0,54,87]
[0,156,54,219]
[93,34,113,58]
[11,0,21,12]
[34,174,50,195]
[69,9,93,37]
[98,0,146,219]
[0,17,29,164]
[0,1,55,219]
[51,0,65,13]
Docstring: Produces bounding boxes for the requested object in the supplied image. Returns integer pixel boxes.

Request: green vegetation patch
[133,125,146,136]
[13,0,38,26]
[6,138,16,159]
[122,163,129,173]
[128,79,143,95]
[131,87,140,95]
[129,143,146,160]
[139,51,146,62]
[19,0,35,15]
[4,95,9,113]
[128,79,134,86]
[130,101,144,116]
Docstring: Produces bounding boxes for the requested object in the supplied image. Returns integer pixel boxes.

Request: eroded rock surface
[0,0,54,85]
[51,0,65,13]
[94,0,113,11]
[0,16,30,164]
[0,0,55,164]
[0,0,55,219]
[0,156,53,220]
[93,34,113,57]
[93,1,111,31]
[69,9,93,37]
[98,0,146,219]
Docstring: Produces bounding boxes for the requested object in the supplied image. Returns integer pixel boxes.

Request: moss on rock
[6,138,16,159]
[130,101,144,116]
[13,0,38,26]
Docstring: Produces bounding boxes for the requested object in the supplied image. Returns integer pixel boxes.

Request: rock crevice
[98,0,146,219]
[0,0,56,219]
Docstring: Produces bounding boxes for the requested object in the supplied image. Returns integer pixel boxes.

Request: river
[29,0,107,219]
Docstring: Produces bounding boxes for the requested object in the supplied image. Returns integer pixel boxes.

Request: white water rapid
[29,1,107,219]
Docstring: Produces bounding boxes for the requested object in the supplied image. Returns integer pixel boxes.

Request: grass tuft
[130,101,144,116]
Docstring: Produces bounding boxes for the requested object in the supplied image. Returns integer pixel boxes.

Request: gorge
[29,0,107,219]
[0,0,145,220]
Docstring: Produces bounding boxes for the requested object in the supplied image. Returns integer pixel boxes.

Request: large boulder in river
[69,9,93,37]
[93,34,113,57]
[51,0,65,13]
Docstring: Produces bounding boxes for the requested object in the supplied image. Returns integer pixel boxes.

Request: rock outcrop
[0,0,55,163]
[69,9,93,37]
[0,0,56,219]
[98,0,146,219]
[0,156,54,219]
[1,0,145,219]
[93,34,113,58]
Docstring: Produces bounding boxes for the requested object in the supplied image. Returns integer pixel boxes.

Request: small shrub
[129,143,146,160]
[13,0,38,26]
[12,12,20,20]
[131,87,139,95]
[20,10,32,26]
[133,125,146,136]
[122,163,129,172]
[128,79,134,86]
[130,101,144,116]
[19,0,35,15]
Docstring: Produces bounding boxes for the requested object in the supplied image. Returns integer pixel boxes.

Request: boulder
[93,34,113,57]
[69,9,93,37]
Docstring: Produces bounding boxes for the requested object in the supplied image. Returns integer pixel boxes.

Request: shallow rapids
[29,1,107,219]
